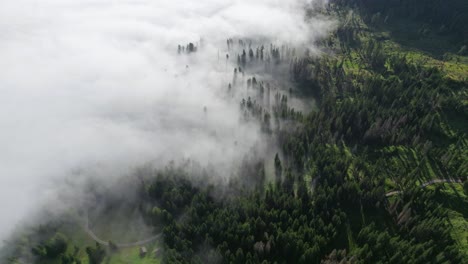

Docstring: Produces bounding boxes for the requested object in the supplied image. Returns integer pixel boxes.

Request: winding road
[385,178,464,197]
[83,211,161,249]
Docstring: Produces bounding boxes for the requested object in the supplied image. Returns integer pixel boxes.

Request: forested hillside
[2,1,467,263]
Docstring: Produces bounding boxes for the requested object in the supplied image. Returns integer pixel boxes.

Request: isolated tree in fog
[188,43,195,52]
[241,49,247,67]
[274,153,282,186]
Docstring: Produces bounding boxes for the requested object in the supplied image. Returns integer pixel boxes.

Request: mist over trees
[0,0,333,243]
[1,0,468,264]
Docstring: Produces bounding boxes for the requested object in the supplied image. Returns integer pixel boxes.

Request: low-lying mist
[0,0,333,242]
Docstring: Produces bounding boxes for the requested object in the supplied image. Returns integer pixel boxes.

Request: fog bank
[0,0,333,241]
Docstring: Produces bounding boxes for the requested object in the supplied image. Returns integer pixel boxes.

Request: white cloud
[0,0,332,241]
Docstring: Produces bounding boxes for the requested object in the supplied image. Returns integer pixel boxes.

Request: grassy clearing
[336,9,468,82]
[56,218,162,264]
[376,18,468,82]
[105,243,161,264]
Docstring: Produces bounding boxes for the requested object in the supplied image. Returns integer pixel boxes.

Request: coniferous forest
[1,1,467,263]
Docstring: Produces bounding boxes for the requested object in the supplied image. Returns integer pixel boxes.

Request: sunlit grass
[428,183,468,257]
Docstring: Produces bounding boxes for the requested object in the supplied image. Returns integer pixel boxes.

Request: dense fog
[0,0,333,241]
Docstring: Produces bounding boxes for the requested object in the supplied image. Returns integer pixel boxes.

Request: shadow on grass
[433,185,468,218]
[374,18,465,60]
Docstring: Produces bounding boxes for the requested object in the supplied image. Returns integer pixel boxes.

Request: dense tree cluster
[178,43,198,54]
[145,2,467,263]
